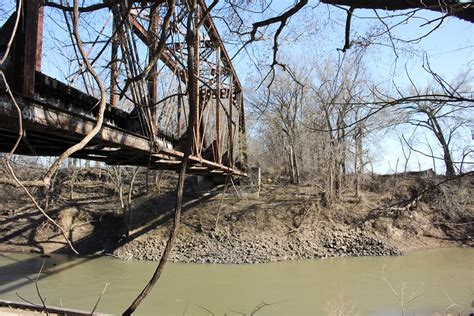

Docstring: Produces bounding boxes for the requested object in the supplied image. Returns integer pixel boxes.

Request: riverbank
[111,174,471,263]
[0,169,472,263]
[112,225,402,264]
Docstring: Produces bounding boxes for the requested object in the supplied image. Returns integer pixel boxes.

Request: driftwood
[0,177,46,187]
[0,299,113,316]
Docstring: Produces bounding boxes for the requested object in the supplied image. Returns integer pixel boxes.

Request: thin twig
[90,282,110,314]
[34,258,48,314]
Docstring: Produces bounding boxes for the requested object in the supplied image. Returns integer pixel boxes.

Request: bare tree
[389,67,473,177]
[252,70,309,184]
[308,57,373,200]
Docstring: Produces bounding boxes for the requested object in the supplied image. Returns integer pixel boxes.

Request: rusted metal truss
[0,0,247,176]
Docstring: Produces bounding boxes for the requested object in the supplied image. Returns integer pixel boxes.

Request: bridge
[0,0,247,177]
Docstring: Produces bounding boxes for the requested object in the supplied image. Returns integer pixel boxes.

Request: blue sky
[2,1,472,173]
[219,3,474,174]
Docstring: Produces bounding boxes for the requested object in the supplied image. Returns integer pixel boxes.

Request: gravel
[111,225,401,264]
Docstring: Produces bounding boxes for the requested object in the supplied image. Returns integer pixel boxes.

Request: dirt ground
[0,168,472,263]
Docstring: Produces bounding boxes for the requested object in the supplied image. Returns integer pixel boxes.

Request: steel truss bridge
[0,0,247,177]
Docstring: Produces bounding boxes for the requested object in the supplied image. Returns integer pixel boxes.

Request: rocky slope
[112,226,401,264]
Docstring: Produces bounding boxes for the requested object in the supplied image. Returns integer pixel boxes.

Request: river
[0,248,473,315]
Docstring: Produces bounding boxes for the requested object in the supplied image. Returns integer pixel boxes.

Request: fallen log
[0,300,112,316]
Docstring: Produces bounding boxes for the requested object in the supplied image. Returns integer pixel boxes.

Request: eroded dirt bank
[0,168,472,263]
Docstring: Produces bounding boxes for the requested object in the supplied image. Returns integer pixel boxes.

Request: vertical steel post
[193,5,201,156]
[110,12,118,107]
[10,0,43,96]
[177,87,182,136]
[148,4,159,131]
[238,91,248,165]
[35,3,44,72]
[227,75,233,167]
[215,46,221,163]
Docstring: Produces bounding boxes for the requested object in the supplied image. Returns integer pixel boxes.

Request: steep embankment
[112,174,473,263]
[0,169,472,263]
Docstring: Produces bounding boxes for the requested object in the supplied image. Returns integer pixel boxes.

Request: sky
[1,1,472,174]
[218,3,474,174]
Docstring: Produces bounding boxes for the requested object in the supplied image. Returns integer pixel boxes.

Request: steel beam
[8,0,43,96]
[215,46,221,163]
[148,4,159,132]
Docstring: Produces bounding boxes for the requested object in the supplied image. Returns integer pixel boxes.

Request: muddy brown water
[0,248,473,315]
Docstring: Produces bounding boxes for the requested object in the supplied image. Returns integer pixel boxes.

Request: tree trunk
[427,113,455,177]
[354,131,361,198]
[122,2,194,313]
[292,146,300,184]
[124,166,139,235]
[288,145,295,183]
[288,142,300,184]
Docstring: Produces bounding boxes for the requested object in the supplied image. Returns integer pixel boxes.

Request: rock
[111,222,402,264]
